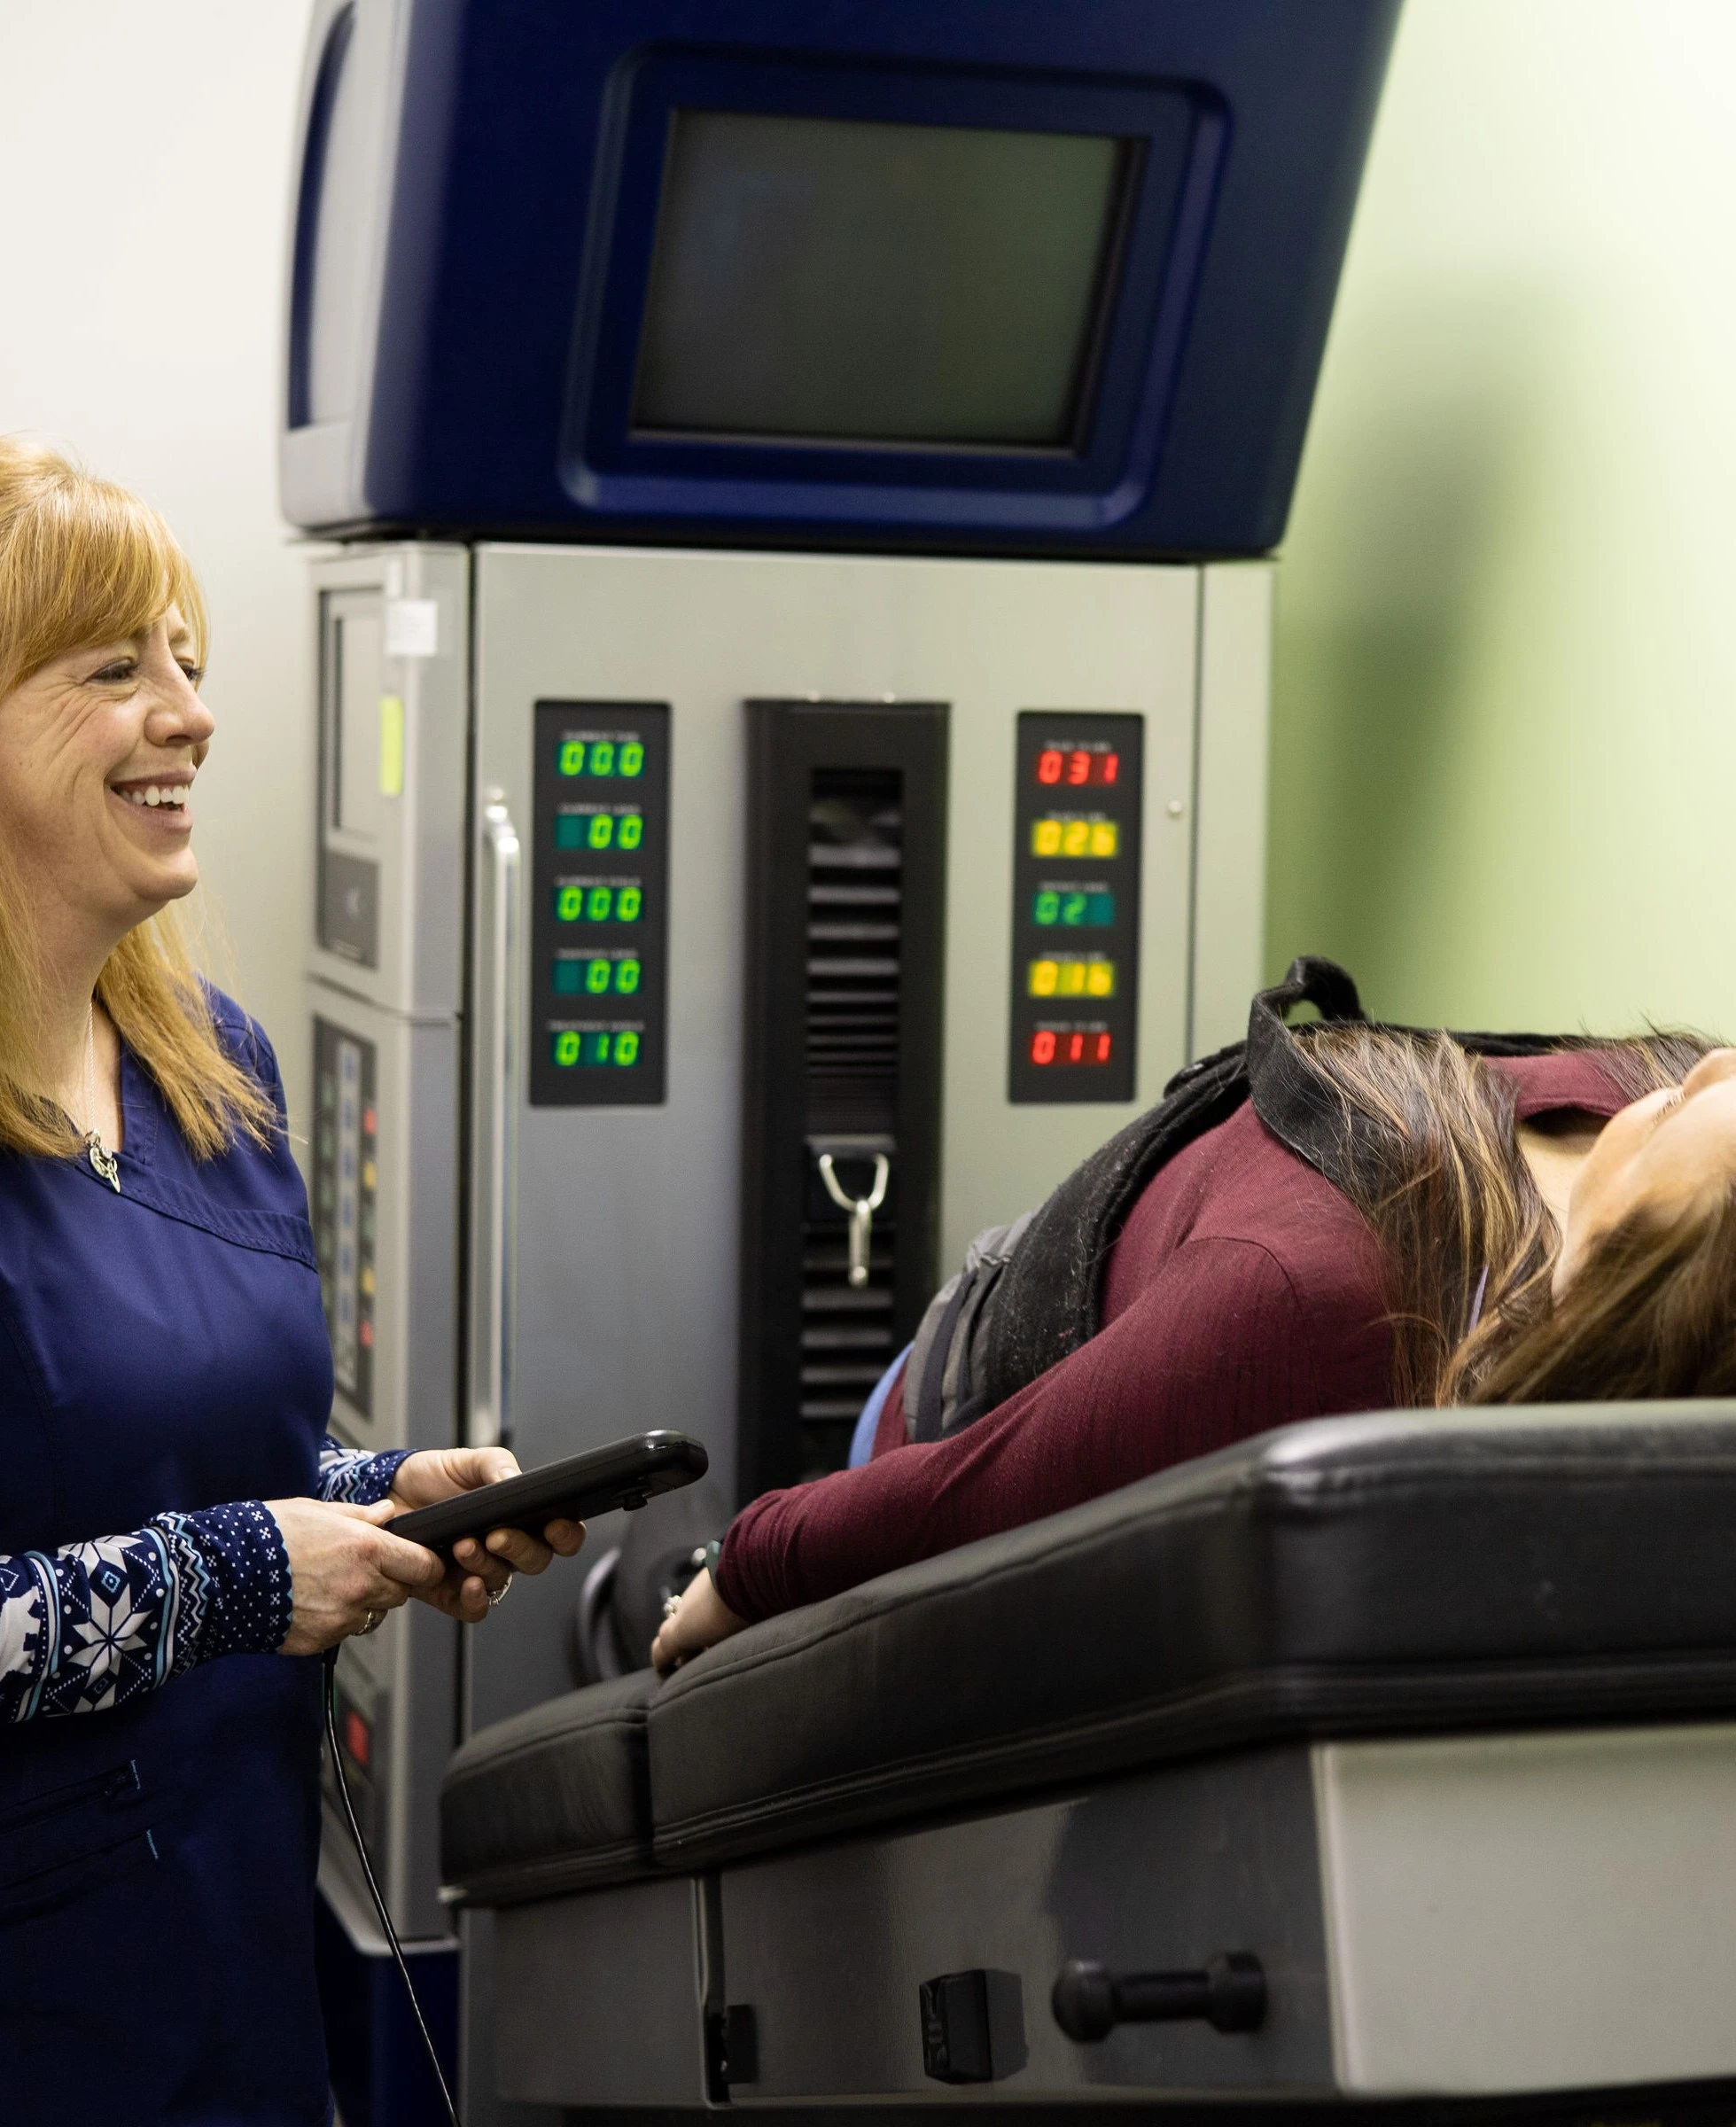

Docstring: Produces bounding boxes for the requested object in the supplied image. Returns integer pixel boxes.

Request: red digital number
[1037,750,1063,785]
[1066,751,1090,786]
[1031,1029,1115,1066]
[1100,752,1119,785]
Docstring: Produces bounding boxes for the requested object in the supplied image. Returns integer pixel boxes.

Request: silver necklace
[78,1004,121,1193]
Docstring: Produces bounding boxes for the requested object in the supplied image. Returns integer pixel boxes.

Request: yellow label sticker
[378,694,405,797]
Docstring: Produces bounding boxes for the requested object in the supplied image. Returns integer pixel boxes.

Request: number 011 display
[1008,711,1142,1104]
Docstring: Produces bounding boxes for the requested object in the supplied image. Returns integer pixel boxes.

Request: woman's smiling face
[1555,1048,1736,1293]
[0,607,213,949]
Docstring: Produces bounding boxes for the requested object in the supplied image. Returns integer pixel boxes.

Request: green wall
[1267,0,1736,1038]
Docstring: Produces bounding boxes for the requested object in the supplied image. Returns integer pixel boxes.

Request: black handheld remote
[388,1430,708,1554]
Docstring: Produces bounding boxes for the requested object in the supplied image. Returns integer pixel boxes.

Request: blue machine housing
[283,0,1399,556]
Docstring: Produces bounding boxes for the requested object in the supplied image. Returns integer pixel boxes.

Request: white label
[384,597,440,658]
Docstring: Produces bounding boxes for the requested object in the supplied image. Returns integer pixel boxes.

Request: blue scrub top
[0,1002,337,2123]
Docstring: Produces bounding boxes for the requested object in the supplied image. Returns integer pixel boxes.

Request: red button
[343,1709,370,1769]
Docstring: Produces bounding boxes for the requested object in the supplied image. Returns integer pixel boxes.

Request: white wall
[0,0,319,1121]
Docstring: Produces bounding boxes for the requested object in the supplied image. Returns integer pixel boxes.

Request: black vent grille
[806,773,902,1135]
[799,772,902,1471]
[738,701,946,1505]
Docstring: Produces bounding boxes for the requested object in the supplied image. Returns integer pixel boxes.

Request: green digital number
[617,813,643,850]
[584,1032,612,1064]
[554,1031,580,1066]
[585,959,611,995]
[558,741,585,777]
[617,885,642,922]
[615,959,641,995]
[1033,891,1060,926]
[588,814,613,850]
[619,742,644,778]
[589,740,615,777]
[556,885,583,922]
[586,884,612,922]
[614,1031,640,1066]
[1063,892,1088,926]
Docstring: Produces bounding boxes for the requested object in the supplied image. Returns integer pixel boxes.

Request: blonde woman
[0,439,581,2122]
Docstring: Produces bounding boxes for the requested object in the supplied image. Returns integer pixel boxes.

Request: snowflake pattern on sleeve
[0,1500,294,1724]
[317,1435,410,1506]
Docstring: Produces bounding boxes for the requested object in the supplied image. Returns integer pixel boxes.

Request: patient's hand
[651,1570,745,1676]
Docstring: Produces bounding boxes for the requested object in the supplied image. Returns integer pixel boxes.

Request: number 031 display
[532,701,670,1105]
[1008,710,1142,1103]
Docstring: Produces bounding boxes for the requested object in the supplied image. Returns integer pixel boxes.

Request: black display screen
[1008,711,1142,1104]
[531,701,670,1107]
[633,111,1135,450]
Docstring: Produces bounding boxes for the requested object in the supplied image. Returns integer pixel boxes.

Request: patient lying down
[655,996,1736,1674]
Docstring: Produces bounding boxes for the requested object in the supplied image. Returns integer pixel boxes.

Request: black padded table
[441,1404,1736,2110]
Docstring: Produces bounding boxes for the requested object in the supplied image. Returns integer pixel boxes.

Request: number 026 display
[531,700,670,1106]
[1008,710,1142,1104]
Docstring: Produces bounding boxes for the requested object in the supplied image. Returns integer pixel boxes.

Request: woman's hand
[268,1497,448,1655]
[650,1570,746,1676]
[387,1447,586,1625]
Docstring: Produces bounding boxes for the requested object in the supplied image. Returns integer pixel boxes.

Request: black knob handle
[1052,1953,1266,2042]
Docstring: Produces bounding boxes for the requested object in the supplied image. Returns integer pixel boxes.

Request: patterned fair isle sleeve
[316,1435,411,1506]
[0,1500,293,1724]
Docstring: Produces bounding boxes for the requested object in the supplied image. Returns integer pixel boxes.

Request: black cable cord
[323,1647,462,2127]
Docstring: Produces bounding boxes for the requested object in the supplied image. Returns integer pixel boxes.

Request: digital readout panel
[313,1017,377,1414]
[1008,711,1142,1103]
[531,701,669,1106]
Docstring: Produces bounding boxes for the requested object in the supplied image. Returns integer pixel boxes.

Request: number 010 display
[533,701,669,1106]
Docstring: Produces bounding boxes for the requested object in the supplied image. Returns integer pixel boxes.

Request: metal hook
[817,1152,890,1288]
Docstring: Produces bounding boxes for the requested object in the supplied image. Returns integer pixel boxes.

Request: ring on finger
[662,1593,682,1622]
[487,1575,512,1608]
[358,1609,385,1635]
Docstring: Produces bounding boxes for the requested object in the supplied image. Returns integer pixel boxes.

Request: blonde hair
[0,437,274,1159]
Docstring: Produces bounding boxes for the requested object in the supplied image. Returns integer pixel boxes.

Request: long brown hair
[0,438,275,1159]
[1295,1024,1719,1406]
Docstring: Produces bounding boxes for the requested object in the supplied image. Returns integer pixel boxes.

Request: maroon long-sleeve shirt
[715,1050,1631,1623]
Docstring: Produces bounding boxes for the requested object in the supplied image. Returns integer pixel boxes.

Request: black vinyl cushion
[647,1403,1736,1869]
[440,1671,657,1905]
[442,1404,1736,1902]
